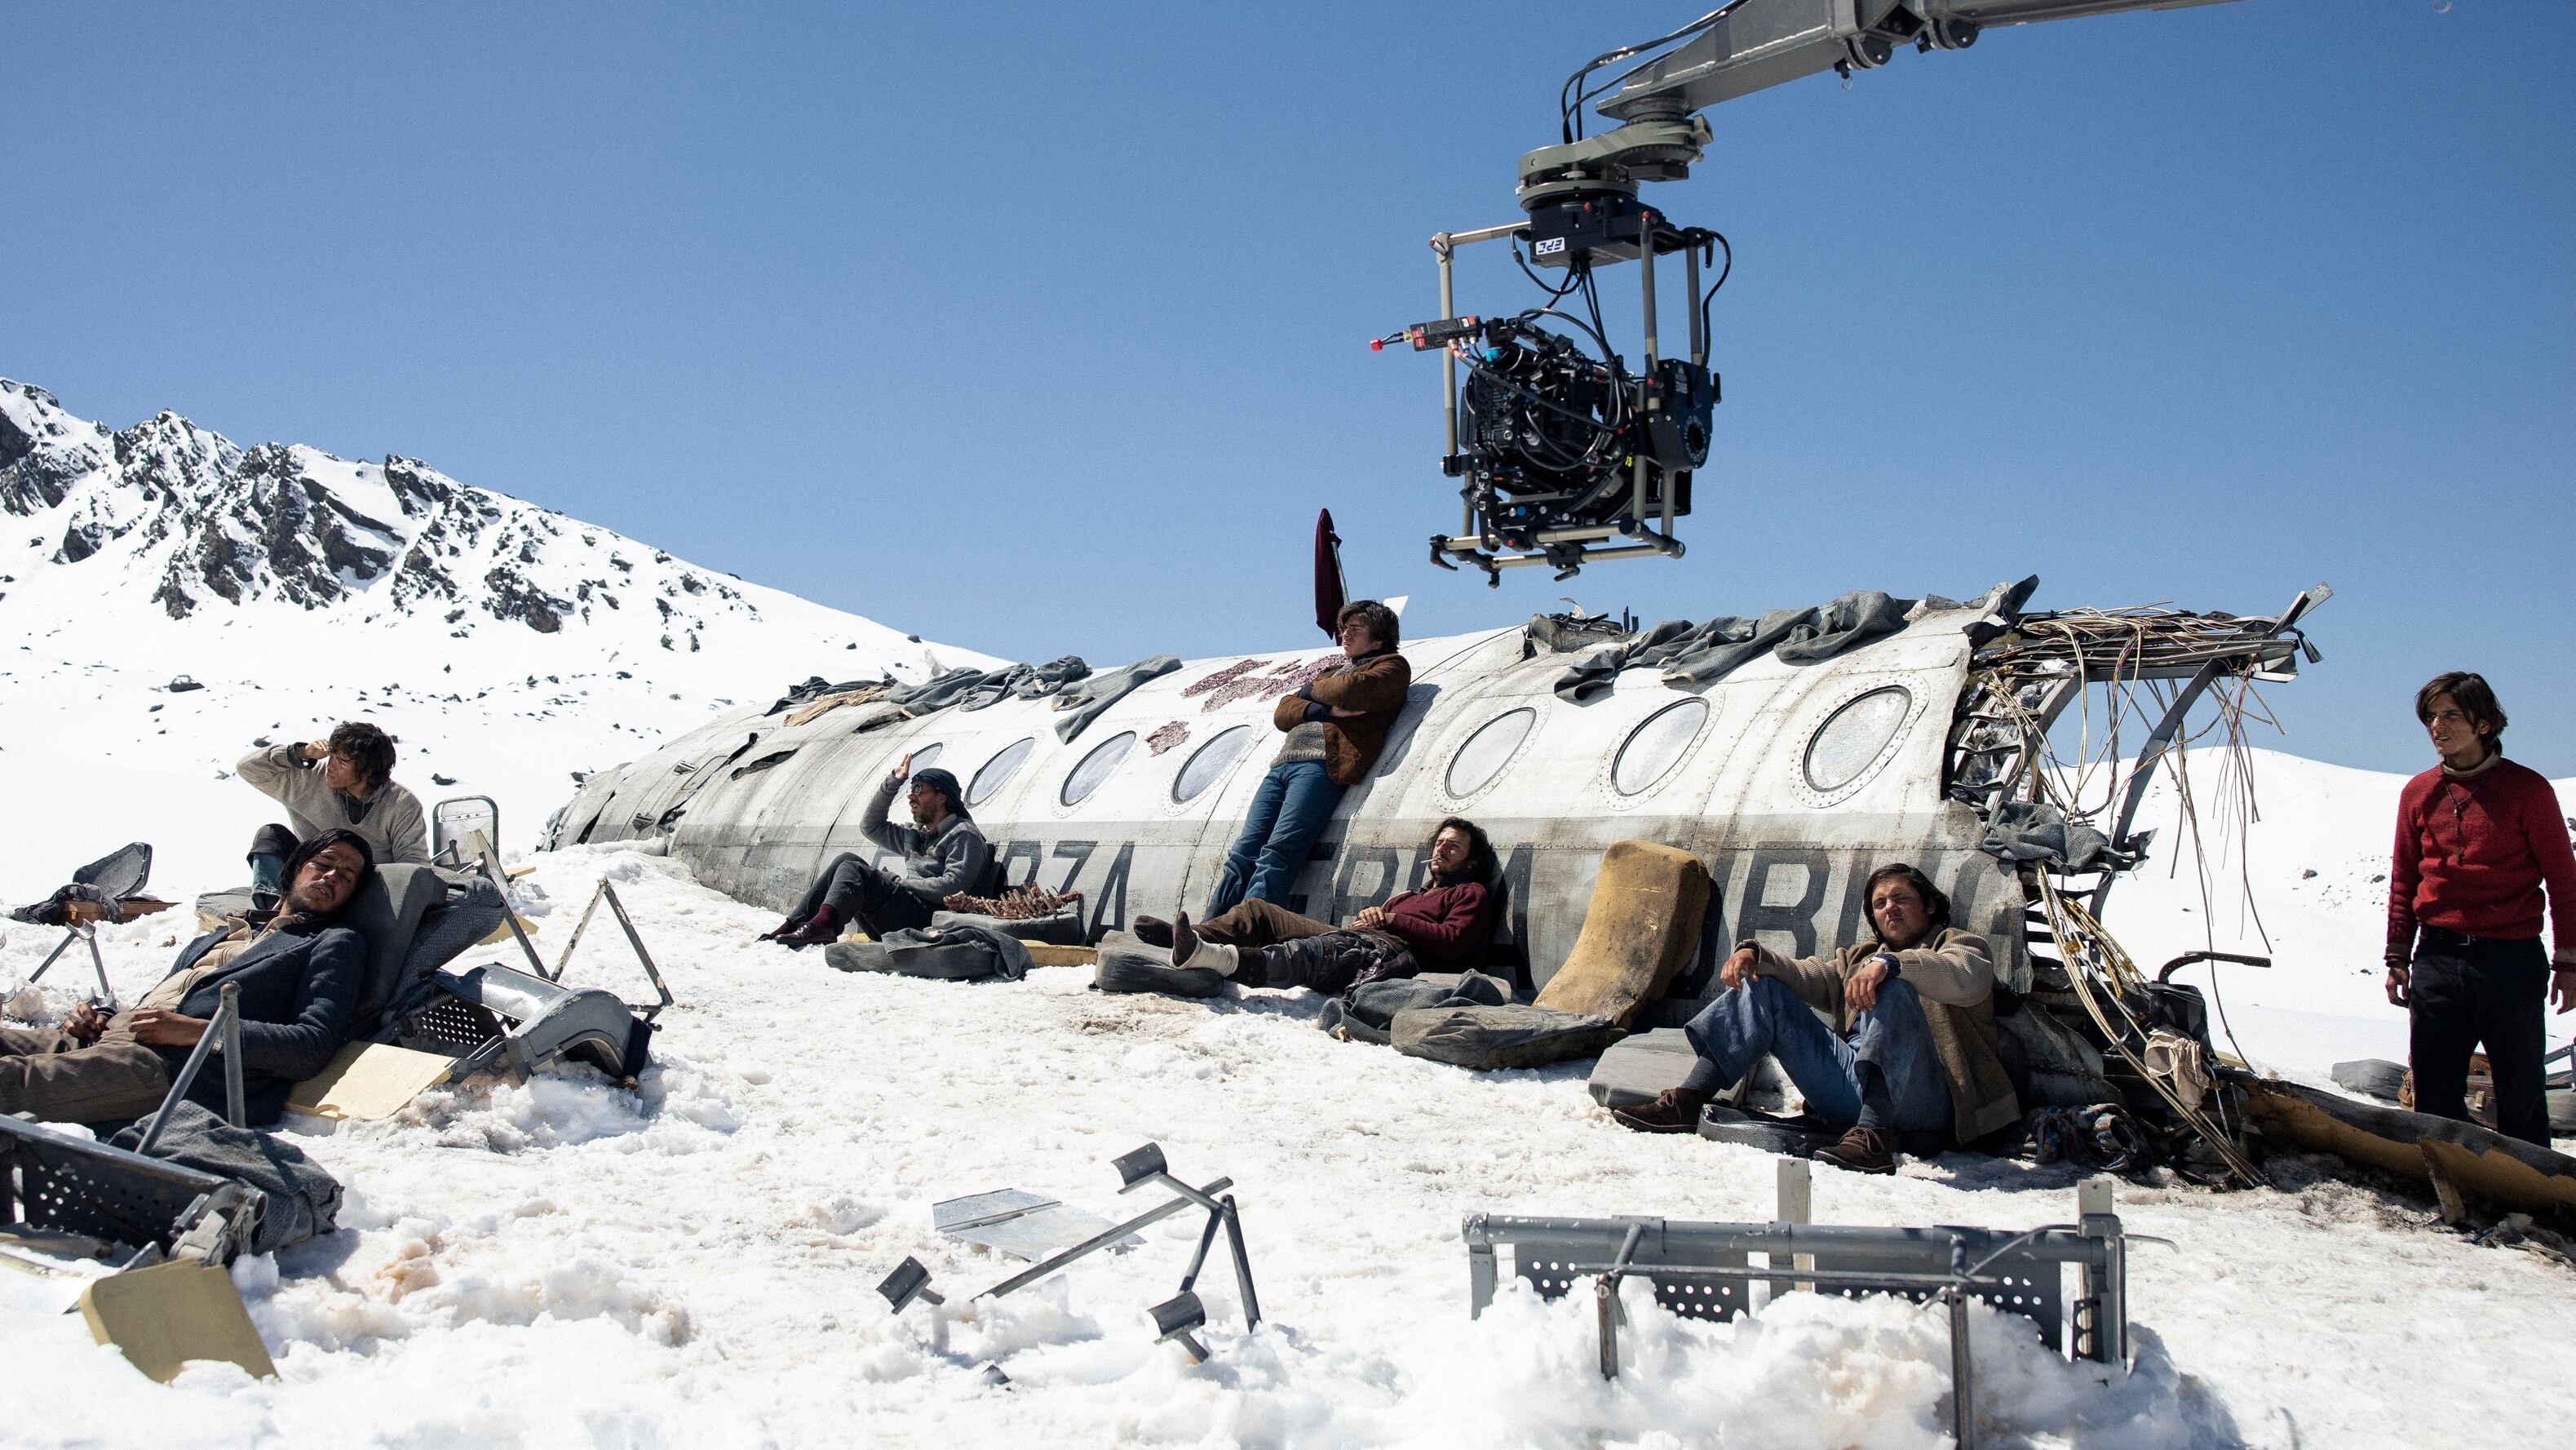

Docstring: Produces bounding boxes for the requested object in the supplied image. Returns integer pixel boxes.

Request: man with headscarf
[1612,862,2020,1174]
[0,829,378,1126]
[764,752,994,948]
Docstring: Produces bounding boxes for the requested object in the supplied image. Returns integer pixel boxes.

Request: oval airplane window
[1061,731,1136,807]
[1446,707,1536,798]
[1804,687,1912,792]
[967,738,1036,807]
[1174,725,1253,803]
[1613,697,1709,796]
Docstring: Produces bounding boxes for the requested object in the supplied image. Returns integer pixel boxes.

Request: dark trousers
[1197,898,1336,950]
[2410,933,2553,1146]
[796,854,936,937]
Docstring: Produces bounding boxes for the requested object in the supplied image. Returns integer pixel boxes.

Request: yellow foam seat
[1534,840,1711,1028]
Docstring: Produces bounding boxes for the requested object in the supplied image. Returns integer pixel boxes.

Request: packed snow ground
[5,832,2574,1449]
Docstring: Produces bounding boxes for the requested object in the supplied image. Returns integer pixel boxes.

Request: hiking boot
[777,918,842,951]
[1812,1124,1899,1174]
[1612,1088,1712,1134]
[1131,916,1175,949]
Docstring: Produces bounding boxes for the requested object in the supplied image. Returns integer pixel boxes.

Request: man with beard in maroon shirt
[2385,672,2576,1146]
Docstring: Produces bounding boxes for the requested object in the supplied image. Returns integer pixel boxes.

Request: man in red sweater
[2385,672,2576,1146]
[1123,817,1499,993]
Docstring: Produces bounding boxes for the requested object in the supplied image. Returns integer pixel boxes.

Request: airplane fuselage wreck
[545,583,2318,1027]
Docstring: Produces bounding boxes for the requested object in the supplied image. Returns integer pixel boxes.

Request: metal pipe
[136,993,238,1156]
[978,1176,1234,1301]
[1436,235,1461,502]
[1221,1196,1261,1329]
[219,981,246,1129]
[554,880,608,979]
[1685,240,1705,367]
[1948,1284,1979,1449]
[1640,224,1660,370]
[603,881,676,1017]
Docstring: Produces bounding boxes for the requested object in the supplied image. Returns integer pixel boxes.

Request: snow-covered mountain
[0,378,998,897]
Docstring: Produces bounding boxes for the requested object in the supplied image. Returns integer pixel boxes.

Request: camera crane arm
[1596,0,2242,123]
[1405,0,2245,584]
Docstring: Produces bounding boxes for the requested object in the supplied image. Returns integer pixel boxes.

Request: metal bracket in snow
[552,877,676,1020]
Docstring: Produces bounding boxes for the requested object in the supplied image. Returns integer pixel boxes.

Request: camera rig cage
[1383,106,1726,584]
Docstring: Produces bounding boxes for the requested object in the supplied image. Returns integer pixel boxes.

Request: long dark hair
[281,828,377,920]
[2415,671,2506,750]
[1861,862,1950,946]
[1427,815,1497,884]
[329,721,398,795]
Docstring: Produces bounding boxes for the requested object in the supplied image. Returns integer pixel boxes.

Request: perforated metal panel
[0,1115,231,1253]
[1468,1213,2107,1359]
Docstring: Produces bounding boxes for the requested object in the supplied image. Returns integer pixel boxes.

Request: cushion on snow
[1533,841,1711,1029]
[825,936,1006,981]
[343,865,452,1031]
[1585,1027,1703,1108]
[1391,1004,1622,1071]
[1091,931,1226,999]
[932,907,1087,947]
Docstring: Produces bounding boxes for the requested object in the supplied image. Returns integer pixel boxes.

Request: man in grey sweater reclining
[763,753,994,949]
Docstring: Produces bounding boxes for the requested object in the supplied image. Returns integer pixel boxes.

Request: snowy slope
[2,840,2569,1450]
[0,378,998,898]
[4,376,2574,1448]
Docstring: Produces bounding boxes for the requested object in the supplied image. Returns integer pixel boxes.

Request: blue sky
[6,2,2567,774]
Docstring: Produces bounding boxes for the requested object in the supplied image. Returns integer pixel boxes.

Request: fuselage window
[1446,707,1537,798]
[968,738,1036,807]
[1174,725,1253,803]
[1061,731,1136,807]
[1804,687,1912,792]
[1613,697,1710,796]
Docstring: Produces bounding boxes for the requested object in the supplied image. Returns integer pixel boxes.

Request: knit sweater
[2386,752,2576,965]
[1379,879,1496,969]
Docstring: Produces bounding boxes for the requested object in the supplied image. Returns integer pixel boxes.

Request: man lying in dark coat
[1113,818,1500,996]
[0,829,374,1127]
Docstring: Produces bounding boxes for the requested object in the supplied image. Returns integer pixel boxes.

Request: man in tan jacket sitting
[1613,862,2020,1174]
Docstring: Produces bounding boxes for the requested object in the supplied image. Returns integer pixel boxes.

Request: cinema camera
[1379,96,1725,584]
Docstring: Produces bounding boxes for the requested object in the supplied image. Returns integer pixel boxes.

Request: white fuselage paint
[548,608,2028,1021]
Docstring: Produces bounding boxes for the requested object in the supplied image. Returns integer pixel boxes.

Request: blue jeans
[1682,975,1952,1133]
[1205,760,1343,916]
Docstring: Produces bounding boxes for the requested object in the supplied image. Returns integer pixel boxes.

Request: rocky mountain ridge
[2,378,757,648]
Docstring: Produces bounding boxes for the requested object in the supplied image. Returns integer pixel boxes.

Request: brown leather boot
[1812,1124,1898,1174]
[1612,1088,1712,1134]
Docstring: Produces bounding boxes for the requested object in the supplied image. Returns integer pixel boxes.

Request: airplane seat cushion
[344,865,452,1031]
[1531,840,1711,1028]
[1390,1003,1622,1070]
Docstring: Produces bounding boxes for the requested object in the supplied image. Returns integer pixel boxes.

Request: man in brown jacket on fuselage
[1614,862,2021,1173]
[1201,600,1412,916]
